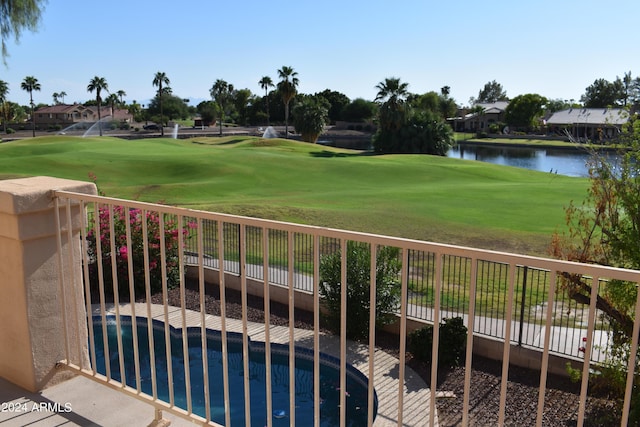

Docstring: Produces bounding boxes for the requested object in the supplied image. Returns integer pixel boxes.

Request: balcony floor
[0,303,433,426]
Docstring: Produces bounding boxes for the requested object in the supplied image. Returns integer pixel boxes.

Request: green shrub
[319,241,401,340]
[6,128,14,134]
[408,317,467,367]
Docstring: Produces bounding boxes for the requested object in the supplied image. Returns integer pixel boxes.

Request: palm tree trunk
[30,94,35,138]
[3,102,7,134]
[97,104,102,137]
[284,103,289,138]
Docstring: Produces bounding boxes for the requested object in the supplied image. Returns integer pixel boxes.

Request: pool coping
[97,303,435,427]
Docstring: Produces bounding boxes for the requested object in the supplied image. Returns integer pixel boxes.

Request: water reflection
[447,144,594,177]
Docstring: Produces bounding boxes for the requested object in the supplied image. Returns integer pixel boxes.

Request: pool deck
[0,303,435,426]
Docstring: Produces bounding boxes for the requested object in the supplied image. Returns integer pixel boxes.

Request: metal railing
[185,222,614,361]
[53,190,640,426]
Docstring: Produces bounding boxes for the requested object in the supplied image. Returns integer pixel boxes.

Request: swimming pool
[91,316,376,426]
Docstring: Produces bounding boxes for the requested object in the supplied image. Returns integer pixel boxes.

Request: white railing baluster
[197,218,212,423]
[577,276,601,427]
[367,244,377,427]
[429,252,443,426]
[109,204,126,387]
[124,206,141,393]
[288,230,296,427]
[498,263,518,425]
[159,213,175,407]
[95,202,111,381]
[536,271,557,427]
[339,238,348,427]
[218,221,232,427]
[53,197,71,365]
[79,200,97,374]
[313,234,321,427]
[263,227,273,427]
[63,198,85,369]
[142,208,158,400]
[397,248,409,426]
[177,215,192,415]
[240,224,252,426]
[462,256,479,426]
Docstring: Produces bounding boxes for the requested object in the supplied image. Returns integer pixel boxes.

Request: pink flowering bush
[86,204,195,298]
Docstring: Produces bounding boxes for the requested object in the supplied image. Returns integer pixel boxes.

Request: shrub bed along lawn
[0,135,588,256]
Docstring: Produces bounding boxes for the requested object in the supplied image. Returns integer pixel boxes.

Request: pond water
[447,144,596,177]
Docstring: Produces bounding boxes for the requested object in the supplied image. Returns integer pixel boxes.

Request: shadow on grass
[310,150,375,158]
[191,137,249,146]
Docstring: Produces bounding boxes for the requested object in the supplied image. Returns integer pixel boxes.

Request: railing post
[518,265,528,346]
[0,176,96,391]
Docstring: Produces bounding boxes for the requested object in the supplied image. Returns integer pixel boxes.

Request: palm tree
[375,77,409,131]
[59,91,67,104]
[52,92,59,104]
[210,79,231,136]
[374,77,409,104]
[21,76,40,137]
[0,80,8,133]
[152,72,170,136]
[116,90,126,104]
[106,93,119,119]
[277,66,298,138]
[258,76,274,125]
[87,76,108,136]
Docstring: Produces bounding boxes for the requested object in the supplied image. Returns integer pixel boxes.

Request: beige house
[34,104,133,128]
[449,101,509,132]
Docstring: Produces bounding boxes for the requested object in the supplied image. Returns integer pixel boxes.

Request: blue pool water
[91,316,376,426]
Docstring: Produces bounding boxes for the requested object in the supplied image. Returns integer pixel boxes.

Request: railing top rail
[55,190,640,283]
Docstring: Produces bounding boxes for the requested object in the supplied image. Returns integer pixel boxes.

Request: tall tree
[0,79,8,133]
[277,66,299,138]
[210,79,232,136]
[0,0,45,62]
[258,76,274,125]
[475,80,508,103]
[341,98,377,122]
[20,75,39,137]
[315,89,350,124]
[581,78,625,108]
[52,92,59,104]
[87,76,108,136]
[58,90,66,104]
[152,71,170,136]
[504,93,548,131]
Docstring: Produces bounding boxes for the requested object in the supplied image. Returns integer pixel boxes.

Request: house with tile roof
[545,107,630,141]
[34,104,133,129]
[449,101,509,132]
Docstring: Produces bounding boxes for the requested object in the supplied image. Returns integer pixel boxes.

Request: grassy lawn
[0,135,589,255]
[454,132,619,150]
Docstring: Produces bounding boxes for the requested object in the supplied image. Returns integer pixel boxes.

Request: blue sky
[3,0,640,107]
